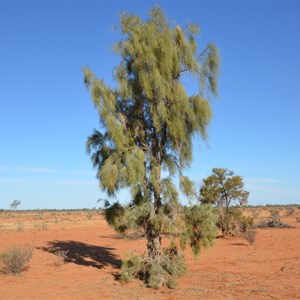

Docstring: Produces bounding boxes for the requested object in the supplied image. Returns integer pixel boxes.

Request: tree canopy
[200,168,249,209]
[10,200,21,210]
[200,168,250,236]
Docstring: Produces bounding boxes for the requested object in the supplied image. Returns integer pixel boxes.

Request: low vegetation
[53,250,69,266]
[33,222,48,231]
[120,242,187,289]
[254,219,294,229]
[86,211,93,220]
[219,208,254,237]
[105,203,218,288]
[244,228,257,245]
[15,221,24,232]
[285,206,296,216]
[0,244,33,275]
[254,214,294,229]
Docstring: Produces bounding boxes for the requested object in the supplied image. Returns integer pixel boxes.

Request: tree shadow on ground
[99,231,145,240]
[229,242,248,246]
[39,240,121,269]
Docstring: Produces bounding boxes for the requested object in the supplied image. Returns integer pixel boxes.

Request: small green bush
[119,243,187,289]
[120,254,143,283]
[0,244,33,275]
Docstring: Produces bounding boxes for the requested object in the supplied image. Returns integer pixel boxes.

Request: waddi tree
[84,7,219,288]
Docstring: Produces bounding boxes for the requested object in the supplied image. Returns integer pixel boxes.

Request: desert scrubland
[0,207,299,300]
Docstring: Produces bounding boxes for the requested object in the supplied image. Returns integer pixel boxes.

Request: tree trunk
[146,223,161,259]
[146,132,163,259]
[146,192,162,259]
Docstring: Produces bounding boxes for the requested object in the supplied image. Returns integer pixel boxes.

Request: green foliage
[120,243,186,289]
[104,202,127,233]
[84,6,219,288]
[120,254,143,283]
[104,201,151,234]
[180,176,196,199]
[200,168,250,236]
[200,168,249,208]
[85,6,219,205]
[180,204,218,255]
[0,244,33,275]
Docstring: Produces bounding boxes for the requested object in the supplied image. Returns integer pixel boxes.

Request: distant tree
[84,7,219,288]
[10,200,21,210]
[200,168,249,209]
[200,168,250,235]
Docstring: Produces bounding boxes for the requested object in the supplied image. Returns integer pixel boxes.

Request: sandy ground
[0,209,299,300]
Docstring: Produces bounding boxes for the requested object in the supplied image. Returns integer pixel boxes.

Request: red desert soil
[0,210,299,299]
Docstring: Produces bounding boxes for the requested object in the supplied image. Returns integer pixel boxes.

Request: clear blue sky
[1,0,299,209]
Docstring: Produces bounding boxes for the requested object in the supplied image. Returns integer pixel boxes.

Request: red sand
[0,211,299,299]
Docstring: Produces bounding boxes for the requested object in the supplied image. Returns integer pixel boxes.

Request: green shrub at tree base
[120,242,187,289]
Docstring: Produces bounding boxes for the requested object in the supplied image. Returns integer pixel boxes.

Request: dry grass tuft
[53,250,69,266]
[0,244,33,275]
[244,228,257,245]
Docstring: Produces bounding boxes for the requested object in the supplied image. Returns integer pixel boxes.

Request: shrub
[220,208,253,237]
[254,218,294,229]
[120,254,143,283]
[35,212,44,220]
[86,211,93,220]
[251,209,260,220]
[33,222,48,231]
[285,206,296,216]
[244,228,257,245]
[15,221,24,232]
[269,209,280,222]
[0,244,33,275]
[295,217,300,223]
[53,250,69,266]
[120,243,187,289]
